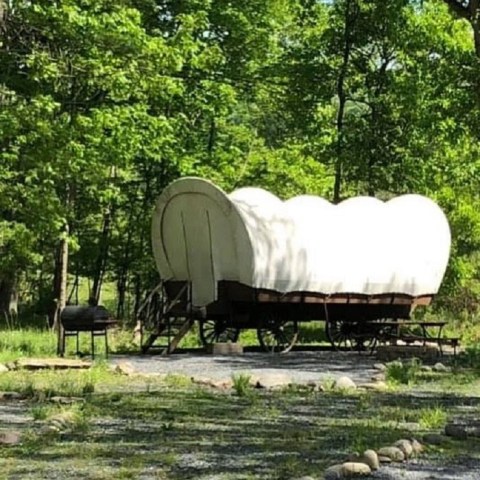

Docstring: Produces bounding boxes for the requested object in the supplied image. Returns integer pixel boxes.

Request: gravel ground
[2,351,480,479]
[108,351,480,480]
[109,350,381,385]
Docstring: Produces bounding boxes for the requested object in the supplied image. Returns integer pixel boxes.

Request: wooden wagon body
[141,177,450,353]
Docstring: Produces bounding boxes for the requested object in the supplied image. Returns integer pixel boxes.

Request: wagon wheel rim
[257,317,298,354]
[326,320,376,352]
[199,319,240,346]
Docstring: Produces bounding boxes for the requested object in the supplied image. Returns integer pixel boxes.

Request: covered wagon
[141,177,451,354]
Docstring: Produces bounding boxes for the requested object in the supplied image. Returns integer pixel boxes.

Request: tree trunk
[0,276,18,320]
[116,221,133,320]
[91,207,113,304]
[50,225,69,332]
[333,0,358,203]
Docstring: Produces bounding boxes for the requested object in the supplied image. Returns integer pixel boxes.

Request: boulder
[422,433,445,445]
[359,450,379,470]
[49,396,85,405]
[433,362,449,373]
[0,363,9,373]
[0,430,22,445]
[114,361,137,376]
[373,363,387,371]
[0,391,27,401]
[324,464,343,480]
[394,439,413,458]
[341,462,371,477]
[333,376,356,391]
[445,423,467,440]
[252,373,292,389]
[361,381,387,391]
[378,455,392,464]
[377,446,405,462]
[410,438,423,455]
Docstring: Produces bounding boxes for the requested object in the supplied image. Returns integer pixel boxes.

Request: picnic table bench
[365,320,459,356]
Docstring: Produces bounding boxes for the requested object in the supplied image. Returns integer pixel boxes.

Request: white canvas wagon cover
[152,177,451,306]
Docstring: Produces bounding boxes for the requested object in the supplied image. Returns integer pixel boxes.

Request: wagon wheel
[199,319,240,346]
[257,315,298,354]
[326,320,377,352]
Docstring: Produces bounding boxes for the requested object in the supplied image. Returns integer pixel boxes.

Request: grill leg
[76,332,80,356]
[104,330,108,358]
[91,331,95,359]
[57,325,65,357]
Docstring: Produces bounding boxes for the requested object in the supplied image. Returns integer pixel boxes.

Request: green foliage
[1,0,480,325]
[231,372,253,397]
[419,405,448,429]
[386,358,422,386]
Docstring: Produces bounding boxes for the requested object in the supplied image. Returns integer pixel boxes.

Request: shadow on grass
[3,385,480,479]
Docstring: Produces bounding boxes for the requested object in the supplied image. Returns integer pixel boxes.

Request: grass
[0,362,480,478]
[385,358,422,386]
[3,317,480,478]
[0,362,122,398]
[231,372,252,397]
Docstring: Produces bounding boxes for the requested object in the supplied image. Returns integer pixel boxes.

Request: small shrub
[386,358,422,386]
[419,405,448,429]
[231,373,252,397]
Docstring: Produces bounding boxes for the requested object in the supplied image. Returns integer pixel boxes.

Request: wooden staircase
[138,282,195,355]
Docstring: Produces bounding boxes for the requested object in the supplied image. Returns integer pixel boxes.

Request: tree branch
[443,0,471,20]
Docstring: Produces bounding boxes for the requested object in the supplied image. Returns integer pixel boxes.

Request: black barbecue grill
[59,305,117,358]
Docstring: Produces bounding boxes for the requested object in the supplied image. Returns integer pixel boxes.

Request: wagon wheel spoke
[199,319,240,346]
[257,317,298,354]
[327,320,377,352]
[326,320,354,351]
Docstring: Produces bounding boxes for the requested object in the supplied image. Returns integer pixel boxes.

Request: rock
[341,462,371,476]
[468,426,480,437]
[48,412,76,431]
[0,391,27,401]
[307,381,324,392]
[410,438,424,455]
[359,450,379,470]
[378,455,392,463]
[115,361,137,376]
[291,477,315,480]
[397,422,421,431]
[377,446,405,462]
[422,433,445,445]
[0,431,22,445]
[333,376,356,390]
[324,464,343,479]
[252,373,292,389]
[376,345,438,362]
[361,381,387,391]
[374,363,387,371]
[394,439,414,458]
[207,342,243,355]
[0,364,9,373]
[445,423,468,439]
[14,358,91,370]
[420,365,433,372]
[49,396,85,405]
[39,425,60,435]
[433,362,449,373]
[192,377,233,390]
[370,374,385,382]
[5,362,16,371]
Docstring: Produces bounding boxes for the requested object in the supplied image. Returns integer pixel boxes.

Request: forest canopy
[1,0,480,325]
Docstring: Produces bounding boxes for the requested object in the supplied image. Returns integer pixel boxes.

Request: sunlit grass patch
[0,363,119,398]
